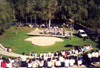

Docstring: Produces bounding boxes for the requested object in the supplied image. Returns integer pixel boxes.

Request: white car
[77,29,87,37]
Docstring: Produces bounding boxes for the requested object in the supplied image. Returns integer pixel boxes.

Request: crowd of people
[40,26,72,38]
[40,26,64,35]
[0,44,100,68]
[4,47,12,53]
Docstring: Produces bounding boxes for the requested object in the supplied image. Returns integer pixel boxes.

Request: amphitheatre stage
[27,28,73,38]
[26,28,73,46]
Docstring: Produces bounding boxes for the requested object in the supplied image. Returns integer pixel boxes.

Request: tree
[0,1,14,31]
[41,0,58,28]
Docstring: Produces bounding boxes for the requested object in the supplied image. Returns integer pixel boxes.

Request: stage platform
[27,28,73,38]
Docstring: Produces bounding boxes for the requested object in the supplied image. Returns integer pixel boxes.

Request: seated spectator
[34,52,37,57]
[88,52,92,62]
[1,58,6,67]
[43,60,47,68]
[95,50,99,62]
[27,59,32,68]
[18,57,22,67]
[14,57,20,68]
[64,57,69,68]
[7,47,9,52]
[4,47,7,51]
[91,51,96,64]
[31,52,34,56]
[6,59,12,68]
[69,57,75,67]
[47,58,52,68]
[28,52,31,56]
[9,47,12,53]
[89,44,92,49]
[39,52,43,58]
[32,59,38,68]
[55,58,61,67]
[59,55,64,67]
[51,57,56,67]
[38,59,44,68]
[77,58,82,66]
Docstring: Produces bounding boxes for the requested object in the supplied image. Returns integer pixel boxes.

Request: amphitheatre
[0,27,100,68]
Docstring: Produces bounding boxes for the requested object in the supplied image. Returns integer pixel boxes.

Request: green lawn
[0,27,99,55]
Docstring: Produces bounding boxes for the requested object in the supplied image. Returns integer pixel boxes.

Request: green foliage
[0,1,13,30]
[1,0,100,30]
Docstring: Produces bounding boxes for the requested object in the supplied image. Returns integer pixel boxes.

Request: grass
[0,26,99,56]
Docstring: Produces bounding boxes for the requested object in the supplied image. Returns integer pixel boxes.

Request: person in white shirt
[69,57,75,67]
[32,59,38,68]
[48,52,51,57]
[38,59,44,68]
[99,50,100,62]
[11,58,15,67]
[47,58,52,68]
[61,50,65,56]
[20,53,27,67]
[9,47,12,53]
[59,56,64,67]
[39,52,43,58]
[77,58,82,66]
[51,52,54,58]
[64,57,69,68]
[91,51,96,64]
[89,44,92,49]
[6,59,12,68]
[0,58,3,67]
[4,47,7,51]
[34,52,37,58]
[8,57,12,62]
[88,53,92,62]
[95,50,99,62]
[55,58,61,67]
[27,59,32,68]
[75,50,78,54]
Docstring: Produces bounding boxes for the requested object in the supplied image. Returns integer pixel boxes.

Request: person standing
[85,53,91,67]
[20,53,27,67]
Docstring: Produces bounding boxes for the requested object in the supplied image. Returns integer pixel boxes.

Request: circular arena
[25,36,63,46]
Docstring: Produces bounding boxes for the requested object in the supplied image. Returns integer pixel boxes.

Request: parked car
[77,29,87,37]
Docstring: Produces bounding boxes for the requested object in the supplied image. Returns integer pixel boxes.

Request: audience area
[0,44,100,68]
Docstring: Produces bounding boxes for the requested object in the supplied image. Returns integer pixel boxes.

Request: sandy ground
[25,36,63,46]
